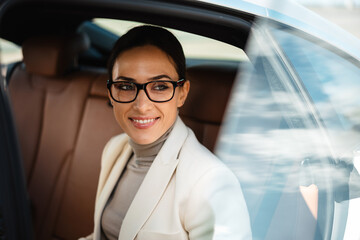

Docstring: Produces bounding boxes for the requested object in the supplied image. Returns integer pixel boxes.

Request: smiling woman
[3,0,360,239]
[109,44,187,144]
[79,25,251,240]
[107,26,188,145]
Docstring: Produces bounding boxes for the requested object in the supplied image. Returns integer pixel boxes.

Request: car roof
[2,0,360,61]
[199,0,360,61]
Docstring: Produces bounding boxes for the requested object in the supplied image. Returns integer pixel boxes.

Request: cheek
[113,105,128,126]
[161,102,179,123]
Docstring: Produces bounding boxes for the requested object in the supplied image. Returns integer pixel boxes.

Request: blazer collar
[94,138,132,239]
[119,116,189,240]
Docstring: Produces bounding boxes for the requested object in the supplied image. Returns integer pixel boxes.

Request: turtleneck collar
[128,122,175,165]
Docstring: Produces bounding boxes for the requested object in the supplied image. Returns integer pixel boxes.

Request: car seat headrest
[180,64,237,124]
[22,32,90,77]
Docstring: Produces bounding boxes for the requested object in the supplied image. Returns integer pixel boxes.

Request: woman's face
[111,45,189,145]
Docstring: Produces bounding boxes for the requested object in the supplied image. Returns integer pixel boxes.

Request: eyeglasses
[107,79,186,103]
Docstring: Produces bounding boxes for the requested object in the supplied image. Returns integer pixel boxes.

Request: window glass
[93,18,248,61]
[0,39,22,77]
[273,28,360,240]
[273,29,360,158]
[217,27,328,239]
[217,22,360,239]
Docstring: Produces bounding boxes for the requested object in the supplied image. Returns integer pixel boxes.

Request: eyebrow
[149,75,173,81]
[114,76,135,81]
[114,74,173,82]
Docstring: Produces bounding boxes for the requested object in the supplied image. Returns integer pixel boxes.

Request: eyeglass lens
[111,81,175,102]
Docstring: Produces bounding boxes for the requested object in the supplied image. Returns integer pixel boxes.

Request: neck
[128,123,175,158]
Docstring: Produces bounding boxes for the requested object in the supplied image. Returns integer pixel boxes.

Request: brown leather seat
[8,33,237,239]
[9,33,122,239]
[180,63,237,151]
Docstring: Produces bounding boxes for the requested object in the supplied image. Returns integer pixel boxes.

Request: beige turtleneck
[101,124,174,240]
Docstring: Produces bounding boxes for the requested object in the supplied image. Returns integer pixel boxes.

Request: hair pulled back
[108,25,186,82]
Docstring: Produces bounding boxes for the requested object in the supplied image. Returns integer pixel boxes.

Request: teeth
[133,118,156,124]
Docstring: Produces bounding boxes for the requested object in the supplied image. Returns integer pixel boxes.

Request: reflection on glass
[273,28,360,239]
[217,22,360,240]
[273,28,360,158]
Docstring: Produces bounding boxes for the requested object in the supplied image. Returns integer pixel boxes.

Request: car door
[269,22,360,240]
[217,16,360,240]
[0,73,33,239]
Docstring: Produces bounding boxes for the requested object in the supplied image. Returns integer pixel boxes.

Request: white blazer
[84,117,251,240]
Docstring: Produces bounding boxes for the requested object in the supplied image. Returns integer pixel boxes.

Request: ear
[177,80,190,108]
[108,91,114,105]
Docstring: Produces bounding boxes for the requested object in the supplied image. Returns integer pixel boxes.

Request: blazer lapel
[119,117,189,240]
[94,140,133,239]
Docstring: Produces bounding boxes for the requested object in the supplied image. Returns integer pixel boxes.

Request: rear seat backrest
[52,74,121,239]
[9,33,122,239]
[180,64,237,151]
[10,33,92,184]
[22,33,90,77]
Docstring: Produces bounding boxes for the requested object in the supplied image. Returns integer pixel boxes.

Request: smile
[130,117,159,129]
[132,118,156,124]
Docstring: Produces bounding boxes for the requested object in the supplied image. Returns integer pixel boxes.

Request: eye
[150,81,171,91]
[114,82,136,91]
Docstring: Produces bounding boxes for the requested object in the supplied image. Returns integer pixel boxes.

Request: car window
[272,29,360,156]
[272,27,360,240]
[93,18,248,61]
[0,39,22,77]
[217,21,360,240]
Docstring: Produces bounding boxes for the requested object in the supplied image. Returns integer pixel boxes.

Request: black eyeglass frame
[107,78,186,103]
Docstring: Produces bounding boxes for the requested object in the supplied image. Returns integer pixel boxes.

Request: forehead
[116,45,174,64]
[112,45,178,77]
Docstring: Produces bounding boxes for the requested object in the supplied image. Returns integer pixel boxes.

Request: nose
[133,89,152,112]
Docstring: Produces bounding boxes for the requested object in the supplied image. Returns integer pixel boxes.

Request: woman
[82,25,251,240]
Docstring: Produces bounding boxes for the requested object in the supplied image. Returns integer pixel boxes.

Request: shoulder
[179,128,229,172]
[101,133,129,167]
[177,127,239,189]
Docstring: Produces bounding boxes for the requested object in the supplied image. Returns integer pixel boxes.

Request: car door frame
[0,76,33,239]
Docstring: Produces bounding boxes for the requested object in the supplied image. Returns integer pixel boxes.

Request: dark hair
[107,25,186,81]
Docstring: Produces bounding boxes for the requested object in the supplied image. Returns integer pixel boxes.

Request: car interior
[0,1,254,239]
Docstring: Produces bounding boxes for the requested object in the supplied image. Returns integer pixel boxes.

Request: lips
[130,117,159,129]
